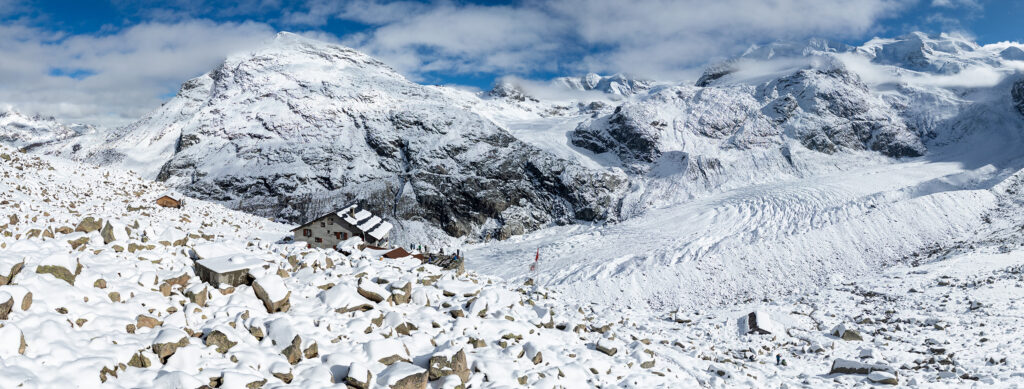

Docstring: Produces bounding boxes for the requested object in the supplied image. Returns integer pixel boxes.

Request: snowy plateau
[1,30,1024,388]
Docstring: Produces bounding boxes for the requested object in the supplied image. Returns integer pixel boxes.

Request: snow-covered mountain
[43,33,625,241]
[26,31,1024,248]
[0,107,95,149]
[5,29,1024,388]
[551,73,653,97]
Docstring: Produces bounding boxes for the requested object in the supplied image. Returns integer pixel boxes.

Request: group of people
[415,245,462,265]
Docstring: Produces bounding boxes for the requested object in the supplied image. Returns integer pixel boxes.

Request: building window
[315,237,322,243]
[320,222,325,227]
[303,229,312,237]
[343,232,348,239]
[335,232,341,239]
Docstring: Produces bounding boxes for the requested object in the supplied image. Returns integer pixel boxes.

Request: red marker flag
[535,248,539,262]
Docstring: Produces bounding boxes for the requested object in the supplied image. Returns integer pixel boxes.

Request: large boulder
[152,329,190,363]
[253,275,290,313]
[0,292,12,320]
[345,363,372,389]
[428,348,469,383]
[868,371,899,385]
[75,217,103,233]
[100,220,129,244]
[281,335,303,365]
[831,323,863,341]
[380,362,428,389]
[205,328,237,354]
[0,260,23,286]
[828,358,896,375]
[357,279,389,304]
[35,253,78,285]
[739,310,784,335]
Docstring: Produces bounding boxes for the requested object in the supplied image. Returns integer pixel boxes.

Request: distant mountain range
[6,31,1024,243]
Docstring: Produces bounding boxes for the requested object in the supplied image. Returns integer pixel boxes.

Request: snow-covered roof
[292,204,393,240]
[157,190,184,200]
[357,215,382,232]
[368,221,393,240]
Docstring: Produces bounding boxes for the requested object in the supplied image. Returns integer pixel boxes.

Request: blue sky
[0,0,1020,126]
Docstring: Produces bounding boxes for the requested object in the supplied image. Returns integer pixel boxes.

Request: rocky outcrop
[1012,78,1024,117]
[759,65,925,158]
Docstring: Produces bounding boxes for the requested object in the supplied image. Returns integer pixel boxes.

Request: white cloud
[0,0,932,127]
[0,20,277,127]
[931,0,982,9]
[334,0,912,81]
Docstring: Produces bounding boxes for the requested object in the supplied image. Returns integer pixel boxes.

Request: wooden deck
[421,254,464,273]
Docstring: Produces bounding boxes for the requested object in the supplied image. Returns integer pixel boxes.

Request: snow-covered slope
[44,33,625,241]
[0,107,95,150]
[4,142,1024,387]
[468,32,1024,314]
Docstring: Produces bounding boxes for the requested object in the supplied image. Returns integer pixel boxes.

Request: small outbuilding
[156,191,184,209]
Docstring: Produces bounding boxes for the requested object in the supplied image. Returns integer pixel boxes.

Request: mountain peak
[551,73,653,96]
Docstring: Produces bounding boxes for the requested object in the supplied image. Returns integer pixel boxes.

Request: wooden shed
[156,191,184,208]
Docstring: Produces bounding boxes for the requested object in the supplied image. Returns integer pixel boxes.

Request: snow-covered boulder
[0,291,12,320]
[357,278,389,304]
[428,348,470,383]
[739,310,784,335]
[152,328,190,363]
[253,274,290,313]
[828,358,896,375]
[99,220,128,244]
[319,282,374,313]
[345,362,373,389]
[831,323,864,341]
[0,324,26,357]
[868,371,899,385]
[378,362,428,389]
[34,253,78,285]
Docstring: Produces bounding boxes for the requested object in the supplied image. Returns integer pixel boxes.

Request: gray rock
[75,217,102,233]
[205,330,237,353]
[428,348,469,383]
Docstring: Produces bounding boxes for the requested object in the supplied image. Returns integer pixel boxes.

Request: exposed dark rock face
[571,60,925,176]
[1012,78,1024,117]
[759,66,925,158]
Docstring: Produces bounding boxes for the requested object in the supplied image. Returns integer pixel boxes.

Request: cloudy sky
[0,0,1019,127]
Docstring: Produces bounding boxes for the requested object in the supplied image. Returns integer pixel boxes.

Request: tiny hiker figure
[776,354,781,365]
